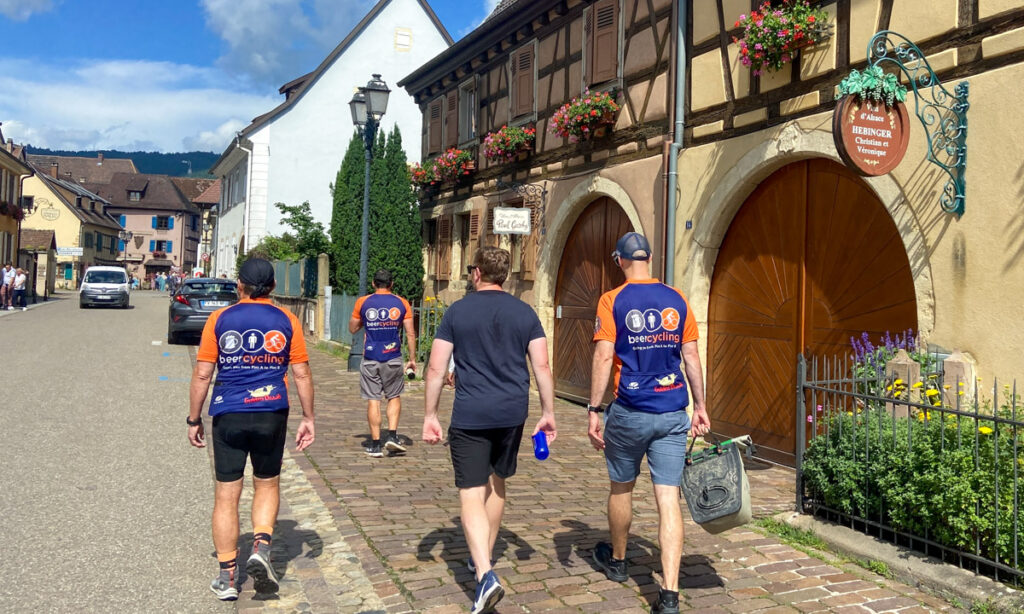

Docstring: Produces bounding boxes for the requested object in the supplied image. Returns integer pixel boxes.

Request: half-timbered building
[677,0,1024,463]
[400,0,677,403]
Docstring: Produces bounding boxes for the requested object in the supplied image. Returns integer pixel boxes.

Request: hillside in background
[23,147,220,178]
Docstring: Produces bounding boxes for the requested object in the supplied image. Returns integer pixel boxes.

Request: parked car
[79,266,130,309]
[167,278,239,344]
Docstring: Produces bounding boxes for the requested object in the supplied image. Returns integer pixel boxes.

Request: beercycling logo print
[365,307,402,321]
[624,307,682,345]
[218,329,288,354]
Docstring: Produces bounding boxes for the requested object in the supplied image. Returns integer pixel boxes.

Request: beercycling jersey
[593,279,698,413]
[351,290,412,363]
[197,298,308,416]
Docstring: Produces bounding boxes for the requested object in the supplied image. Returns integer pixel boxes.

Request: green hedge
[803,404,1023,573]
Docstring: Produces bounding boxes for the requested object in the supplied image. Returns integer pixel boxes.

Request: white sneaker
[21,307,26,311]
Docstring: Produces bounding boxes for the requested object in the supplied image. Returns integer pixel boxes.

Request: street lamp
[118,229,134,276]
[346,73,390,371]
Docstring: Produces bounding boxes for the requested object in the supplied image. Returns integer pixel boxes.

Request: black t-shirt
[435,290,546,429]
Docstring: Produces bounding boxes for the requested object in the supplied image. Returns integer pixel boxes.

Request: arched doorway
[553,197,632,401]
[707,159,917,465]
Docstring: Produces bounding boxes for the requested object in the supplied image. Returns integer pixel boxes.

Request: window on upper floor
[75,197,83,208]
[426,97,444,155]
[394,27,412,52]
[586,0,620,86]
[459,79,477,145]
[511,44,536,120]
[155,215,171,230]
[83,233,93,248]
[128,190,142,201]
[444,91,459,149]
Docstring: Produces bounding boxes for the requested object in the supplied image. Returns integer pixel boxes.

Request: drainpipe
[665,0,687,286]
[236,134,254,260]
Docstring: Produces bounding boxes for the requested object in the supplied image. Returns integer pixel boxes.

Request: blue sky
[0,0,495,153]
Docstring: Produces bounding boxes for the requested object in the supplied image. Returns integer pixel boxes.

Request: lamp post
[118,229,134,276]
[346,73,391,371]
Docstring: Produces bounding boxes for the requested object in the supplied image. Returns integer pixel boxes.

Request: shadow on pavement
[416,518,536,599]
[553,518,723,604]
[228,519,324,601]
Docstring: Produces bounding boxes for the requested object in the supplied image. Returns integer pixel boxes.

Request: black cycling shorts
[448,424,524,489]
[211,409,289,482]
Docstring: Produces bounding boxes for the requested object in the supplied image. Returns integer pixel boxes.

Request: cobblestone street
[254,344,965,614]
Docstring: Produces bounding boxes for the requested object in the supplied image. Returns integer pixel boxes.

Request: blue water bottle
[532,431,549,460]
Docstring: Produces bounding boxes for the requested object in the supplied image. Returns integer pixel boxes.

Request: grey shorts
[360,358,405,400]
[603,401,691,486]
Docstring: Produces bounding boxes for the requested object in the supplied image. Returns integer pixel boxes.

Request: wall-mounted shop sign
[57,246,84,257]
[833,95,911,176]
[492,207,531,235]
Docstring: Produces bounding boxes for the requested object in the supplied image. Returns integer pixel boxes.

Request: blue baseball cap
[613,232,652,261]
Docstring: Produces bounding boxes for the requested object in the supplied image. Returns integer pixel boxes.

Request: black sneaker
[365,442,383,457]
[652,588,680,614]
[384,434,406,454]
[593,541,628,581]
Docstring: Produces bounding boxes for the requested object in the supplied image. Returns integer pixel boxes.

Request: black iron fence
[797,354,1022,586]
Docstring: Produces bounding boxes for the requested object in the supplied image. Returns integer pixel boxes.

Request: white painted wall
[263,0,448,237]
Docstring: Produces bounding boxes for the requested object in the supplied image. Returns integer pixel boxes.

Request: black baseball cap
[238,258,275,286]
[613,232,652,261]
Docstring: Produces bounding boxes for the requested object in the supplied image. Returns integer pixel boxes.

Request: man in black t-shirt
[423,246,556,614]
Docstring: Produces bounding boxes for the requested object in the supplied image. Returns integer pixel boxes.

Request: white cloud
[0,0,54,21]
[0,58,278,153]
[458,0,502,38]
[201,0,374,89]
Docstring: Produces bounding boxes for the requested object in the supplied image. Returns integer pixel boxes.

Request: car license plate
[97,295,112,300]
[202,300,228,308]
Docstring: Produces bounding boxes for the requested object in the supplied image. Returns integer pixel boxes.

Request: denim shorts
[603,401,691,486]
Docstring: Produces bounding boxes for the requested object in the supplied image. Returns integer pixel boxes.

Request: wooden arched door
[553,197,631,401]
[707,159,917,465]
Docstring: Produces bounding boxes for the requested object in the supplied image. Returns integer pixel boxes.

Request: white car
[79,266,130,309]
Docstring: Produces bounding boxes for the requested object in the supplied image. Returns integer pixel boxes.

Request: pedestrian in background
[187,258,316,601]
[350,269,417,457]
[1,262,13,310]
[12,268,27,310]
[423,246,556,614]
[587,232,711,614]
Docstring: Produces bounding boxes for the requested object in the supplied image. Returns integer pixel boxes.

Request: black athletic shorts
[211,409,289,482]
[448,424,525,489]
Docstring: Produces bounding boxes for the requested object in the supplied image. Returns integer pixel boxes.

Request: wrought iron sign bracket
[496,180,549,235]
[866,30,969,217]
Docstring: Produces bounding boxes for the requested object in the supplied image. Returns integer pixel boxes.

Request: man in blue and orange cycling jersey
[587,232,711,614]
[350,269,417,458]
[187,258,315,601]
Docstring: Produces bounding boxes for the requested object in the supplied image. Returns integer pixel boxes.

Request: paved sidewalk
[266,345,963,614]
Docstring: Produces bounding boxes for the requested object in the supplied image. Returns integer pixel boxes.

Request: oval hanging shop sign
[833,95,911,176]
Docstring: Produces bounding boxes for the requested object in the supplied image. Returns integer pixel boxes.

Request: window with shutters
[445,91,459,149]
[586,0,620,86]
[436,216,452,280]
[458,79,477,145]
[510,44,536,120]
[427,98,443,155]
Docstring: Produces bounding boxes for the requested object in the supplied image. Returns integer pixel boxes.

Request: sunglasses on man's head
[466,265,478,275]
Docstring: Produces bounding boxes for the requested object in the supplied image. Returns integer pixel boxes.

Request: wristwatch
[186,416,203,426]
[587,404,604,414]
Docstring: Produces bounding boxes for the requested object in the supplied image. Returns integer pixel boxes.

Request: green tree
[274,200,330,259]
[330,133,365,293]
[330,127,423,300]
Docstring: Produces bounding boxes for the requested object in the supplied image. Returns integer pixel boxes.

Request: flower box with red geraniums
[433,148,476,184]
[483,125,536,163]
[548,89,620,143]
[411,160,439,189]
[732,0,830,76]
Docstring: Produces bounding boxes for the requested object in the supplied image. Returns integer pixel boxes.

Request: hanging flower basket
[434,148,476,184]
[732,0,831,76]
[483,125,537,163]
[548,89,620,143]
[12,206,25,221]
[411,161,439,195]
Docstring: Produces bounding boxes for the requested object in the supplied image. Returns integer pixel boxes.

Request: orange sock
[254,526,274,539]
[217,550,238,567]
